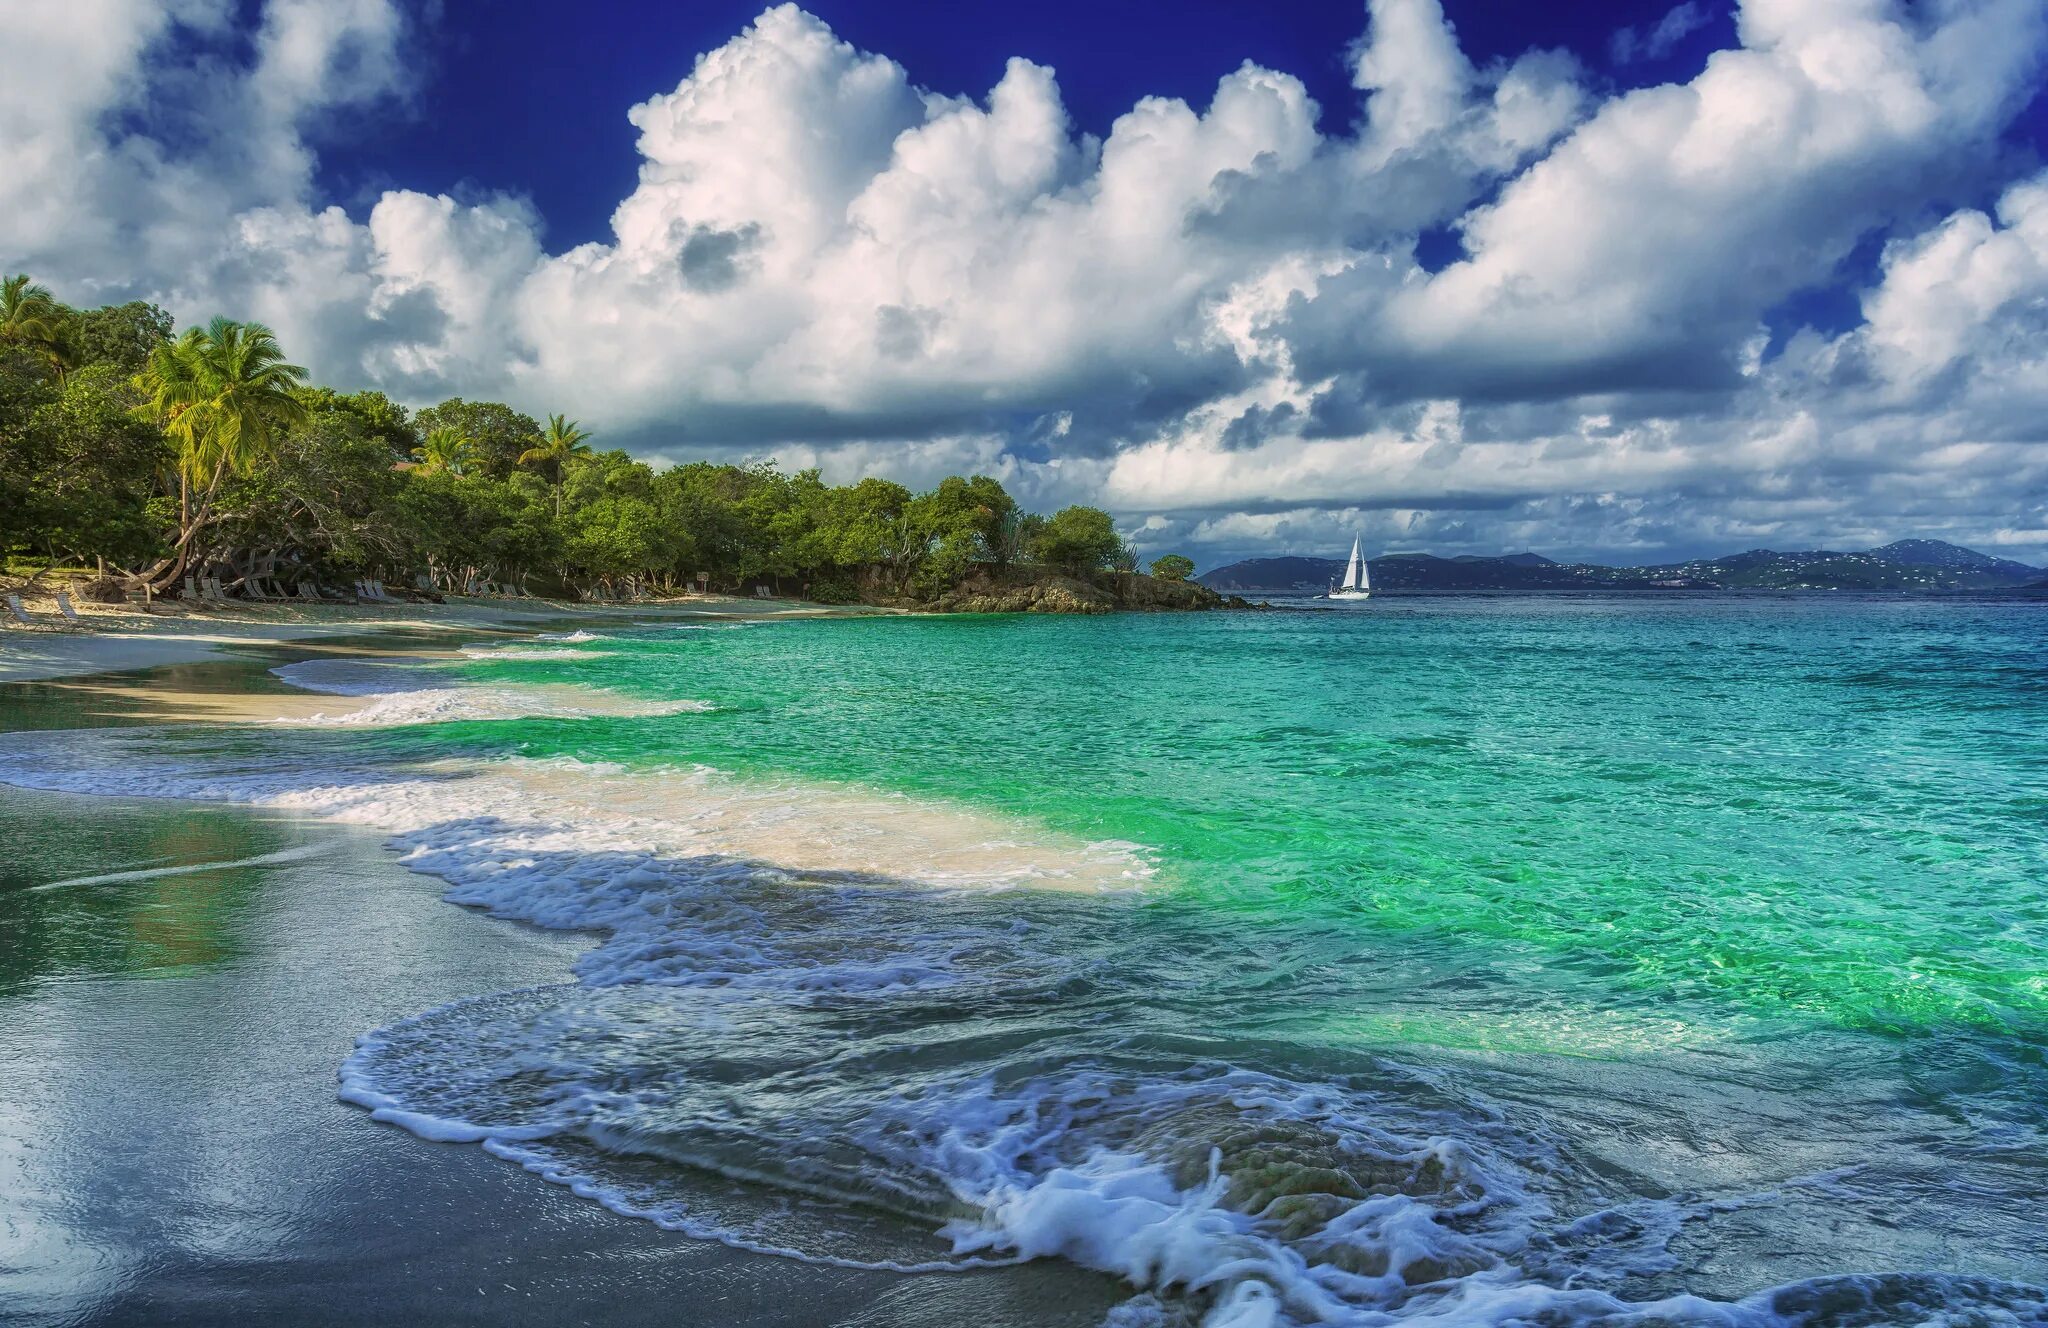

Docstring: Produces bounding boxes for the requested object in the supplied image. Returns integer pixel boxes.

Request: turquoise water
[480,602,2048,1038]
[3,598,2045,1325]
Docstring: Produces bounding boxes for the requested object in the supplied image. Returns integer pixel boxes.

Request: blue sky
[7,0,2048,565]
[317,2,1748,250]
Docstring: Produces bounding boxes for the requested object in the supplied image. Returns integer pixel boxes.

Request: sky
[6,0,2048,568]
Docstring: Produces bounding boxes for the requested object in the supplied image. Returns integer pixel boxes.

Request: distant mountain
[1871,539,2044,581]
[1199,552,1682,594]
[1198,539,2044,595]
[1642,540,2042,590]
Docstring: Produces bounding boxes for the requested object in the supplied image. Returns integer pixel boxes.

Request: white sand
[0,593,872,685]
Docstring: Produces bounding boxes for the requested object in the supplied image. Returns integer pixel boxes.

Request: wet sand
[0,644,1122,1328]
[0,591,887,687]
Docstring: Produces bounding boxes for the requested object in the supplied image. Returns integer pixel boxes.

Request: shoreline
[0,592,889,689]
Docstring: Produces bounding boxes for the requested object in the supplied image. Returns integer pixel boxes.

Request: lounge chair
[183,575,201,603]
[4,594,31,626]
[55,591,80,622]
[296,582,320,602]
[203,577,229,606]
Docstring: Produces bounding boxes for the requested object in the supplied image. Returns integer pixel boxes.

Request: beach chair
[55,591,80,622]
[373,579,395,602]
[296,582,320,603]
[4,594,31,626]
[204,577,229,606]
[183,575,201,603]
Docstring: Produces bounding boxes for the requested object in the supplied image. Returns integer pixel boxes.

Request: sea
[1,596,2044,1327]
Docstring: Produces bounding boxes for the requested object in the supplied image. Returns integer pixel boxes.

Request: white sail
[1358,549,1371,592]
[1341,538,1363,591]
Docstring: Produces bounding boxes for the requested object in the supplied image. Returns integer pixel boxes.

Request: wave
[537,629,608,643]
[268,658,702,726]
[1,685,2040,1325]
[458,644,609,661]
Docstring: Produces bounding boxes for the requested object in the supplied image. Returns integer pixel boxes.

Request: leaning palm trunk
[131,318,309,596]
[137,459,240,594]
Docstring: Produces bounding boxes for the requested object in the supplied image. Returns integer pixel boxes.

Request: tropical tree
[415,397,540,477]
[1150,554,1195,582]
[0,274,78,382]
[1031,505,1122,576]
[518,413,592,513]
[131,317,309,591]
[412,426,477,474]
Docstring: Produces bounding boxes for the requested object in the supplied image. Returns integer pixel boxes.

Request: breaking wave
[0,649,2040,1327]
[268,657,701,725]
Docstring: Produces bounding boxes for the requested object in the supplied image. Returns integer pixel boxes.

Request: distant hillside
[1198,539,2043,595]
[1641,541,2043,590]
[1198,552,1678,594]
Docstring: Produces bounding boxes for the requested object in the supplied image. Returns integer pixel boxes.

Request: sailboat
[1327,537,1372,601]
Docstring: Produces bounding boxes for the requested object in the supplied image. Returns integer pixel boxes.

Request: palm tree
[413,426,477,475]
[518,413,593,515]
[132,317,309,592]
[1,273,78,382]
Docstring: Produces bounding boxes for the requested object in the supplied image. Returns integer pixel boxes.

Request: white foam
[458,645,604,661]
[272,657,451,696]
[537,629,607,643]
[268,658,705,726]
[3,688,2035,1326]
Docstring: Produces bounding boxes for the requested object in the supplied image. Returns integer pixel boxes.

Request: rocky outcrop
[915,570,1256,614]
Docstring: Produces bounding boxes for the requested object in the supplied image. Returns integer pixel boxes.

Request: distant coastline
[1200,538,2048,596]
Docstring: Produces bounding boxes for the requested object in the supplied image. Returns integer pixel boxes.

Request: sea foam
[268,658,702,726]
[1,666,2040,1326]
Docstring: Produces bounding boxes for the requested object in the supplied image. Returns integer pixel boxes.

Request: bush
[807,575,860,604]
[1150,554,1195,582]
[1030,505,1121,576]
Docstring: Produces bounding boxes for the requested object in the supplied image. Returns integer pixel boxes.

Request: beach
[3,596,2045,1328]
[0,601,1118,1328]
[0,587,880,688]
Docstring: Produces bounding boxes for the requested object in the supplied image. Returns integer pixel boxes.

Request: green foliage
[0,365,167,566]
[71,301,174,375]
[1030,505,1122,576]
[213,395,409,575]
[136,317,309,487]
[806,575,860,604]
[413,426,477,474]
[415,398,542,478]
[3,279,1140,607]
[1150,554,1195,582]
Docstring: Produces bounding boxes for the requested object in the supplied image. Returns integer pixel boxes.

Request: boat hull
[1326,590,1372,601]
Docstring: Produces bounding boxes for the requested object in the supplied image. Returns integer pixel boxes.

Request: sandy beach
[0,604,1123,1327]
[0,587,877,688]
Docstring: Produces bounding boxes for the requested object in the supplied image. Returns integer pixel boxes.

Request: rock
[871,567,1265,615]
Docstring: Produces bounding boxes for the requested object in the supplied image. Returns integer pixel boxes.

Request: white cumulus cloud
[3,0,2047,565]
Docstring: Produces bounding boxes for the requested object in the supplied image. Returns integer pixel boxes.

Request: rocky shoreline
[899,570,1264,615]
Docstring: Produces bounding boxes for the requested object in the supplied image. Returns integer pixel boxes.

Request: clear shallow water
[3,598,2045,1326]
